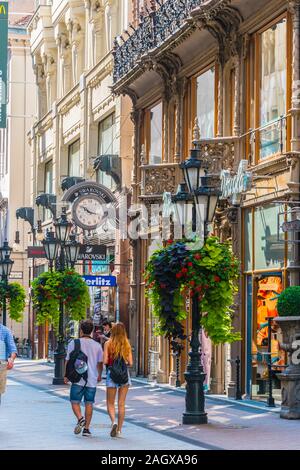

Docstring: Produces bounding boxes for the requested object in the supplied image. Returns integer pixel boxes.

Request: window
[148,102,163,164]
[259,19,287,159]
[44,160,53,220]
[196,67,215,138]
[68,140,80,177]
[97,114,117,192]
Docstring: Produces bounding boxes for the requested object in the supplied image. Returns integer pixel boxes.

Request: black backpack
[109,356,128,385]
[65,339,88,385]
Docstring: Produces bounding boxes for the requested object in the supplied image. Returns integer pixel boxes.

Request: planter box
[274,316,300,419]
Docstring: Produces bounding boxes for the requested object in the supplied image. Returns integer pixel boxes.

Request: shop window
[97,114,117,192]
[43,160,53,221]
[254,205,285,270]
[148,102,163,164]
[250,274,285,401]
[68,139,80,177]
[259,18,287,159]
[196,67,215,138]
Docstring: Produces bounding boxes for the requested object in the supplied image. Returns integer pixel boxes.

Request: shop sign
[77,245,107,261]
[27,246,46,258]
[220,160,253,205]
[9,271,23,280]
[83,275,117,287]
[281,219,300,233]
[0,2,8,128]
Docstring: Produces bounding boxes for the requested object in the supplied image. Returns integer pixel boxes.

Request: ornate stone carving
[143,166,176,195]
[197,137,237,173]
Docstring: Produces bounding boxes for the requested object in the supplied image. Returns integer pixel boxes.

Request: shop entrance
[246,273,286,402]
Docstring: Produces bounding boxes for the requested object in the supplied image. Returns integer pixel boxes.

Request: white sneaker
[116,431,123,438]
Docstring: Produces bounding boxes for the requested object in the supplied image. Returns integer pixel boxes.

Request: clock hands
[82,206,100,216]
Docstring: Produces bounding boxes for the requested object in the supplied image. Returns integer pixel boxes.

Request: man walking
[0,323,18,403]
[64,319,103,437]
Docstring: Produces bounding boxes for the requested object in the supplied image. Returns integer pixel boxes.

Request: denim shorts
[70,384,96,404]
[106,368,131,389]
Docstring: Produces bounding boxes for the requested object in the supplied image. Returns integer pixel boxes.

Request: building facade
[0,1,36,347]
[113,0,300,398]
[27,0,133,358]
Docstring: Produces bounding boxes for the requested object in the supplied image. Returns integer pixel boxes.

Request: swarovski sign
[220,160,252,205]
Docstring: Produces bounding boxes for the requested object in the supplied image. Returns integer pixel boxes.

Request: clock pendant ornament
[72,195,104,231]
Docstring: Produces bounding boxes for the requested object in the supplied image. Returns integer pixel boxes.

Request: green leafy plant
[277,286,300,317]
[0,281,26,322]
[145,236,241,345]
[32,270,90,328]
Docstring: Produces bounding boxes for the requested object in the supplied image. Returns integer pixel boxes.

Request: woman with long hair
[103,322,133,437]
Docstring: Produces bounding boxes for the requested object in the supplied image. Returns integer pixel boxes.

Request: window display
[251,275,286,401]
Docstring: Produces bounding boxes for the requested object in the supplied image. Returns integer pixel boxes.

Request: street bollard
[235,356,242,400]
[267,317,275,407]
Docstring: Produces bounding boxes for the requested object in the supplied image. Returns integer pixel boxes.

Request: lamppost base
[52,377,65,385]
[182,412,208,425]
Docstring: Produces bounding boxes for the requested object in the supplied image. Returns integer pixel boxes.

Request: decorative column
[129,107,142,375]
[163,93,169,163]
[288,0,300,287]
[217,57,224,137]
[174,78,186,163]
[233,55,241,137]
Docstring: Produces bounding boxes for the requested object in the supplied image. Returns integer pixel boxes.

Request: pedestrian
[64,319,103,437]
[103,322,133,438]
[102,320,112,340]
[0,323,18,404]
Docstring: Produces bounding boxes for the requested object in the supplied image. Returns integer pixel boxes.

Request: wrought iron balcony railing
[113,0,205,83]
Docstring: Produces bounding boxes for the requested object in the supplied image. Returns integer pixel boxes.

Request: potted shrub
[275,286,300,419]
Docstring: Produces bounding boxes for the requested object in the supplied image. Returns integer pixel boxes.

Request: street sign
[9,271,23,280]
[0,2,8,128]
[27,246,46,258]
[77,245,107,261]
[281,219,300,233]
[83,275,117,287]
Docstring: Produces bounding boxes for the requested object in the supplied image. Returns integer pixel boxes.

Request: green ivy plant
[0,281,26,322]
[32,270,90,328]
[145,236,241,345]
[277,286,300,317]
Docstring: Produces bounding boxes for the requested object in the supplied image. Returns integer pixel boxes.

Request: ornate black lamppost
[42,208,80,385]
[174,138,220,425]
[0,241,14,326]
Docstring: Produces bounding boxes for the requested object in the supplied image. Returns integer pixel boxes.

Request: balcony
[113,0,206,84]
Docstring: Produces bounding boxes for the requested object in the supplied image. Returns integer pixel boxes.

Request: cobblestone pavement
[1,360,300,450]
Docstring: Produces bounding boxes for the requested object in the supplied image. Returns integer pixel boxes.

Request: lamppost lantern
[42,229,60,265]
[54,208,72,244]
[172,183,191,229]
[64,233,81,268]
[194,176,222,225]
[180,148,203,194]
[0,256,14,278]
[0,240,12,262]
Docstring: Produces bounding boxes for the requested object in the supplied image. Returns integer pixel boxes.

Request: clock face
[72,195,104,230]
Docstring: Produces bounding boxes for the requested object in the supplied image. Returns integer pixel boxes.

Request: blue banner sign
[0,2,8,128]
[83,275,117,287]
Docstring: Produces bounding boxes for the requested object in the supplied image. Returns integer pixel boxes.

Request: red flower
[188,262,193,267]
[194,253,201,260]
[176,272,182,279]
[214,276,221,282]
[167,239,173,245]
[181,267,188,274]
[204,284,209,289]
[190,280,195,287]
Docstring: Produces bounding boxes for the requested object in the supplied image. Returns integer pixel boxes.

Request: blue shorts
[106,368,131,389]
[70,384,96,404]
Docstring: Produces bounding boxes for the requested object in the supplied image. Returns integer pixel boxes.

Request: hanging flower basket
[31,270,90,328]
[145,237,241,345]
[0,281,26,322]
